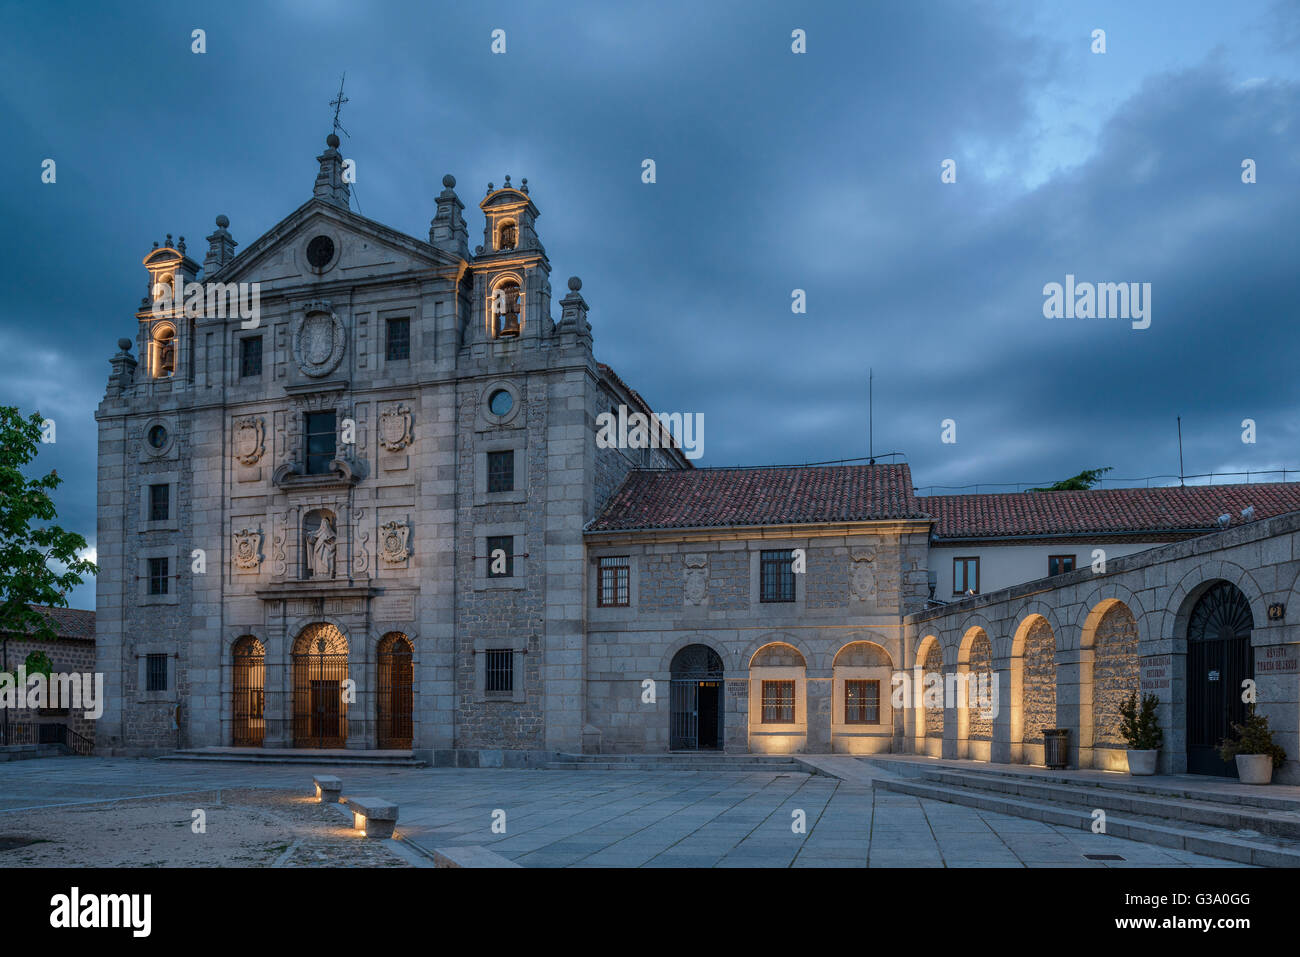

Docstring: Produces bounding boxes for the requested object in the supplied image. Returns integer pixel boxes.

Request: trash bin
[1043,729,1070,769]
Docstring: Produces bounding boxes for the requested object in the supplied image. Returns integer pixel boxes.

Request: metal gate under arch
[377,633,413,750]
[1187,582,1254,776]
[669,644,724,751]
[292,624,349,749]
[232,637,265,747]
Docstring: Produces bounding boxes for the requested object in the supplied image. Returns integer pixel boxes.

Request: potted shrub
[1118,691,1163,775]
[1218,705,1287,785]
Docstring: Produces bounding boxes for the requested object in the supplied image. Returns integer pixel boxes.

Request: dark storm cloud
[0,1,1296,609]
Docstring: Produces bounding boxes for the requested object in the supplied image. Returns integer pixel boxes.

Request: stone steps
[159,749,427,768]
[869,761,1300,866]
[546,753,806,772]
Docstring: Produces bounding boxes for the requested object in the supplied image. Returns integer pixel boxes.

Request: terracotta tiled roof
[588,464,924,531]
[923,483,1300,539]
[7,605,96,640]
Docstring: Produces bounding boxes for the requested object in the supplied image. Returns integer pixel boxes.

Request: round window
[489,389,514,417]
[147,424,168,450]
[306,235,335,269]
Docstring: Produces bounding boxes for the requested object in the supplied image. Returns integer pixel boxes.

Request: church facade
[94,137,1300,780]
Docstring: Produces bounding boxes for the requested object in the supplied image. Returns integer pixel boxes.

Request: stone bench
[313,775,342,804]
[345,796,398,838]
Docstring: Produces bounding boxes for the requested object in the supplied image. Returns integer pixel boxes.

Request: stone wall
[967,632,993,741]
[1,635,98,745]
[923,641,944,737]
[1021,618,1056,745]
[1091,602,1139,749]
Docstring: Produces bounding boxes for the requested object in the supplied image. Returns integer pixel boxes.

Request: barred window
[386,317,410,361]
[304,411,336,475]
[485,649,513,693]
[148,557,169,596]
[487,450,514,493]
[760,550,796,603]
[761,679,795,723]
[239,336,262,378]
[598,556,629,607]
[845,679,880,724]
[149,483,170,522]
[146,654,168,692]
[487,535,514,578]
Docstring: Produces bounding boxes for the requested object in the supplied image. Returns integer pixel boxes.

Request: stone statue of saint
[306,514,336,579]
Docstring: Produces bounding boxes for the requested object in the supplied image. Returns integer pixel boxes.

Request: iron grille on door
[1187,582,1254,776]
[377,634,413,749]
[669,644,724,750]
[291,624,349,748]
[232,637,265,747]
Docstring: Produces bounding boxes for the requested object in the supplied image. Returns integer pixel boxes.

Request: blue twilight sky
[1,0,1298,610]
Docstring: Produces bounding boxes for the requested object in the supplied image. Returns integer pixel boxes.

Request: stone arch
[749,641,807,753]
[830,640,895,755]
[487,272,525,338]
[669,642,726,752]
[290,622,350,748]
[1072,583,1149,648]
[957,626,994,759]
[659,634,729,676]
[1165,561,1268,650]
[749,641,807,669]
[915,634,944,756]
[1085,600,1140,771]
[1012,613,1056,764]
[741,633,809,670]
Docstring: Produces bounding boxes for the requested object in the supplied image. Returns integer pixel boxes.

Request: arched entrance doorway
[377,633,413,749]
[670,644,724,751]
[232,636,265,747]
[1187,582,1254,776]
[292,623,349,748]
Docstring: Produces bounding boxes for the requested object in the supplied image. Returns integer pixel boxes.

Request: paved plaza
[0,758,1246,867]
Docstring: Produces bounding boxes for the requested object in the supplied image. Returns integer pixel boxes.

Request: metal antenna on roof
[868,368,875,465]
[1177,416,1185,487]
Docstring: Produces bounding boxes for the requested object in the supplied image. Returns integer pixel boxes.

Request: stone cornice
[583,518,932,547]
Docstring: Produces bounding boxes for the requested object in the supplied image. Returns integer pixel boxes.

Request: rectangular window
[386,317,410,361]
[761,680,796,723]
[485,649,513,693]
[953,557,979,595]
[239,336,262,378]
[760,549,796,603]
[486,535,514,578]
[149,483,170,522]
[148,557,169,596]
[146,654,168,692]
[598,556,630,607]
[304,411,337,475]
[1049,554,1076,577]
[845,679,880,724]
[487,450,514,493]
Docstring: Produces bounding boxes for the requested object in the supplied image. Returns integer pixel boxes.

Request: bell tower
[472,175,552,344]
[136,234,201,384]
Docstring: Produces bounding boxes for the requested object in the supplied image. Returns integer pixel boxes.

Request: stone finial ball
[327,133,340,148]
[442,174,456,188]
[216,214,229,228]
[567,276,582,292]
[118,338,133,351]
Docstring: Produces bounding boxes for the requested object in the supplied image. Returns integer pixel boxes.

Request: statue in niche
[305,512,337,579]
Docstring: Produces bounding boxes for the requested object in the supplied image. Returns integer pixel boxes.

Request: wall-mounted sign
[1208,670,1220,682]
[1268,603,1286,621]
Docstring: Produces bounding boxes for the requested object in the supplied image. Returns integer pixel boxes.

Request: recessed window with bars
[487,450,514,493]
[304,411,337,475]
[486,535,514,578]
[386,317,410,361]
[761,679,795,723]
[760,549,796,603]
[148,557,169,596]
[239,335,262,378]
[598,556,630,607]
[844,679,880,724]
[149,483,170,522]
[485,649,514,693]
[146,653,168,692]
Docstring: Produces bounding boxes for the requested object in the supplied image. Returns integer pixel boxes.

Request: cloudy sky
[2,0,1298,609]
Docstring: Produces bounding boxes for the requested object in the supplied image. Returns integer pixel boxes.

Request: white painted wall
[928,541,1170,598]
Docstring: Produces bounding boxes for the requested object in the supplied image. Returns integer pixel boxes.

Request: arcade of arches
[229,623,414,751]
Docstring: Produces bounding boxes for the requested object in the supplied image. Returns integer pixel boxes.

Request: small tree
[1118,690,1164,751]
[1219,705,1287,770]
[1028,467,1112,492]
[0,407,97,645]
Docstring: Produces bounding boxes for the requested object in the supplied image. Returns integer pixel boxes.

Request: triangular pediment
[205,198,461,288]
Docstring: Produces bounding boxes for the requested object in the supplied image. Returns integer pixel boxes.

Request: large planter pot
[1126,749,1158,775]
[1235,753,1273,785]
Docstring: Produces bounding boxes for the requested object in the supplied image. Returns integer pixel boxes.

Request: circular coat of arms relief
[293,303,346,378]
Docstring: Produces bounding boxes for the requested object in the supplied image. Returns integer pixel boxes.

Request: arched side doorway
[377,633,413,750]
[1187,582,1254,776]
[292,623,349,748]
[670,644,724,751]
[232,636,265,747]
